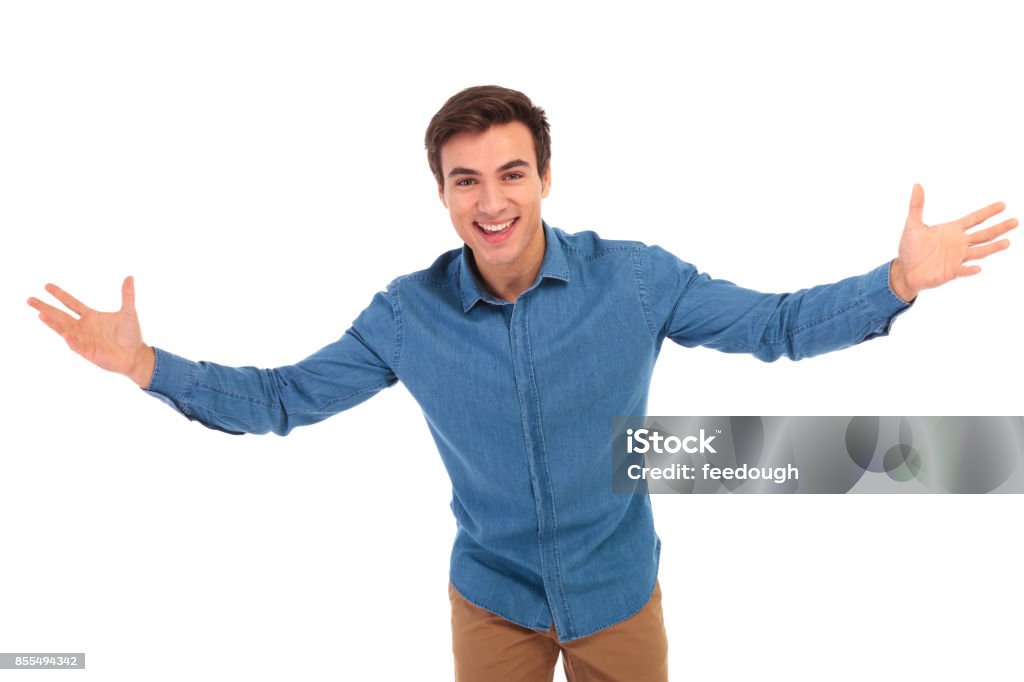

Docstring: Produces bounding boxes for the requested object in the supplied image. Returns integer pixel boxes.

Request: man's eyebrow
[447,159,532,178]
[497,159,531,172]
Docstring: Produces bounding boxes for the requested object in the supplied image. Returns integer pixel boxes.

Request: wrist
[888,259,919,303]
[128,344,156,388]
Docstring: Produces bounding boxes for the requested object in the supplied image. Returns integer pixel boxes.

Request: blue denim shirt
[144,222,910,641]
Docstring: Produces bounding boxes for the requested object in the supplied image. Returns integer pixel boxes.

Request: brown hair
[424,85,551,189]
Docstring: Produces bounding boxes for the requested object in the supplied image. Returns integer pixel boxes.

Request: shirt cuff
[862,260,914,329]
[141,346,198,414]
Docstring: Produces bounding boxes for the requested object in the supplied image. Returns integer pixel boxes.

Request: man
[27,85,1017,681]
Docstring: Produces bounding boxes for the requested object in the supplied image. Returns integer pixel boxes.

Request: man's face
[438,121,551,282]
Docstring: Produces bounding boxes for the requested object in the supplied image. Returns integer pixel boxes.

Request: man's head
[425,85,551,192]
[426,86,553,298]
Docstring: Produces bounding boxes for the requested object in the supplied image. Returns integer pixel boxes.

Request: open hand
[27,276,155,387]
[890,184,1017,301]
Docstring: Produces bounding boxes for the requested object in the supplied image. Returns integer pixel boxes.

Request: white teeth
[478,218,515,232]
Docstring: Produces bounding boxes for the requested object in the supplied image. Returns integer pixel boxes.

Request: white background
[2,1,1022,680]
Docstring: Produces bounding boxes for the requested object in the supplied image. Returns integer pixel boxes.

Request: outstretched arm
[889,184,1017,302]
[27,276,155,388]
[27,277,399,435]
[642,186,1017,362]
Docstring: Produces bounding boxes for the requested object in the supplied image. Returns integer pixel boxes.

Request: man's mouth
[475,217,518,236]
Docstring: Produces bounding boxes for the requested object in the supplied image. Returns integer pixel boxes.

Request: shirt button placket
[506,294,572,639]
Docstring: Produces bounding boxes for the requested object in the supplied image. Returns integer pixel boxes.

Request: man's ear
[437,182,448,208]
[541,163,552,198]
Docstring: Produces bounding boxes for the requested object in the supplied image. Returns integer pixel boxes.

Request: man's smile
[475,216,519,241]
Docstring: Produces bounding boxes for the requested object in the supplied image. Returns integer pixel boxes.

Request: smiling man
[28,85,1017,681]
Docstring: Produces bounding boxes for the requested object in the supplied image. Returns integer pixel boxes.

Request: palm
[28,276,146,376]
[69,304,143,373]
[895,184,1016,296]
[899,218,971,290]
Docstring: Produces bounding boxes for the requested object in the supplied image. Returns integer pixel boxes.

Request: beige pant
[449,581,669,682]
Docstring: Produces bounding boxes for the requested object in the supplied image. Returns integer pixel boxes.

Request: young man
[28,86,1017,681]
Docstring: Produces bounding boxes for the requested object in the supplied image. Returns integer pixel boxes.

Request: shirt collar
[458,221,570,312]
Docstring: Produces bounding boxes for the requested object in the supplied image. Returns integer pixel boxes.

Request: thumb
[120,275,136,313]
[907,183,925,225]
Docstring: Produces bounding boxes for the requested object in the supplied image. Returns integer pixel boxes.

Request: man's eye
[504,172,524,181]
[455,178,476,187]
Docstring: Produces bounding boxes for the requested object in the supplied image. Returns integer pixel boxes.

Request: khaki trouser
[449,580,669,682]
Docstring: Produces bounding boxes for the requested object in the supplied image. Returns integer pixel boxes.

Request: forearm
[662,260,913,363]
[144,337,397,436]
[140,288,400,435]
[743,261,912,362]
[144,348,294,435]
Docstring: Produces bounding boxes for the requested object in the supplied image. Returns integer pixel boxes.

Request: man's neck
[474,236,547,303]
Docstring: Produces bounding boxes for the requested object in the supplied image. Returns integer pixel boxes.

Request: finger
[964,239,1010,262]
[121,275,135,313]
[967,217,1019,245]
[957,264,982,277]
[955,201,1006,231]
[44,283,89,316]
[27,298,78,336]
[907,183,925,225]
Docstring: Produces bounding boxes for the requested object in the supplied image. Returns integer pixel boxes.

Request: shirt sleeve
[637,245,912,362]
[142,288,400,435]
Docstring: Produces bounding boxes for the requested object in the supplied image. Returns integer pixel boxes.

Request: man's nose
[478,182,508,216]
